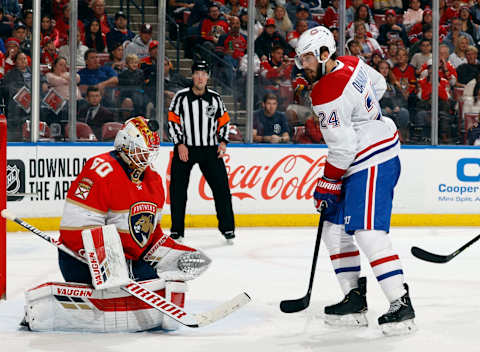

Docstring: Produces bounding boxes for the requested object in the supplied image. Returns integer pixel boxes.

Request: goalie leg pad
[24,279,181,332]
[81,225,130,290]
[161,281,188,331]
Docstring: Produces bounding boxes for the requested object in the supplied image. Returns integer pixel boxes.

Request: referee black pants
[170,145,235,236]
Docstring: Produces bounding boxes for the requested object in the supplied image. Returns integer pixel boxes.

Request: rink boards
[5,143,480,230]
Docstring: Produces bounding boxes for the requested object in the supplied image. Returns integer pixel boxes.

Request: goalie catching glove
[143,235,211,281]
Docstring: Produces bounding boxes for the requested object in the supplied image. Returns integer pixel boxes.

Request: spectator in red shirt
[85,0,112,35]
[324,0,339,29]
[260,44,294,109]
[392,47,417,97]
[41,14,60,48]
[415,64,453,143]
[216,16,247,89]
[40,36,58,65]
[55,3,85,48]
[4,37,31,74]
[198,4,229,64]
[301,115,323,143]
[286,19,309,50]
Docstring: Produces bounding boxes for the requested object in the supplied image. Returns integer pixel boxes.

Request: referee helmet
[191,60,209,74]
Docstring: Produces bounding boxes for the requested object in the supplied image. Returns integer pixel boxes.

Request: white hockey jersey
[311,56,400,178]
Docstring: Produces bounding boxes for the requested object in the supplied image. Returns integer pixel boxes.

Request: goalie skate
[324,277,368,327]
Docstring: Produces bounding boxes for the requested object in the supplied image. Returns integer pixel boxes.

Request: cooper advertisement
[5,145,480,218]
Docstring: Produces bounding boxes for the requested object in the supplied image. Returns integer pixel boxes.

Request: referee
[167,60,235,243]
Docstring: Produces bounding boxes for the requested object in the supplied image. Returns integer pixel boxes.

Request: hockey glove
[313,176,342,210]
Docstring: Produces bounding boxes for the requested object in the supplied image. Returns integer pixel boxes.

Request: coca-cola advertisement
[163,148,328,214]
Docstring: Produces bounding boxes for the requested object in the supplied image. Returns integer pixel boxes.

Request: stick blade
[194,292,251,327]
[411,246,450,263]
[279,296,310,313]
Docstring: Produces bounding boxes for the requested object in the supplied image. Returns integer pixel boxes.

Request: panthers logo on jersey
[128,201,157,247]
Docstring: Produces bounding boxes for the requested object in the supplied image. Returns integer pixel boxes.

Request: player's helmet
[114,116,160,170]
[295,26,336,71]
[191,60,209,74]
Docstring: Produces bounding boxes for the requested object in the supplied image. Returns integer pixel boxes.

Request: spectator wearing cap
[239,8,263,40]
[255,0,274,26]
[378,9,409,47]
[403,0,423,31]
[54,3,85,47]
[287,19,309,49]
[255,18,292,61]
[104,41,126,73]
[84,18,107,53]
[13,21,30,57]
[324,0,339,29]
[140,39,159,90]
[78,49,119,101]
[459,6,480,46]
[106,11,135,52]
[41,14,59,49]
[271,4,293,40]
[347,4,379,39]
[295,3,318,29]
[408,9,448,44]
[124,23,152,60]
[58,31,89,67]
[40,36,58,65]
[4,37,29,74]
[285,0,307,24]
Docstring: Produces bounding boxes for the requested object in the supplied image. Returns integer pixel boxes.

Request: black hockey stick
[280,203,327,313]
[411,234,480,263]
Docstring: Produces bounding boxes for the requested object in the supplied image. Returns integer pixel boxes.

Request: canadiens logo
[129,202,157,247]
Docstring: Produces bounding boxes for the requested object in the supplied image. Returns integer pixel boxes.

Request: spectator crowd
[1,0,480,145]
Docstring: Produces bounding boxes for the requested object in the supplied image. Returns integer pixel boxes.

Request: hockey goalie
[23,116,211,332]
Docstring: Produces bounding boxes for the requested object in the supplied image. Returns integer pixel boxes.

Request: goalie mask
[295,26,336,77]
[114,116,160,170]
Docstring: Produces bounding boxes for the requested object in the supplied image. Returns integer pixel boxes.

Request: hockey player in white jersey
[295,26,415,334]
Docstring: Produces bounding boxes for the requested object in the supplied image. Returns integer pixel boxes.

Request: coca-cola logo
[165,152,326,203]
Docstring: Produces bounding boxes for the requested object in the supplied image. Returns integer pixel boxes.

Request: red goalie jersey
[59,151,166,260]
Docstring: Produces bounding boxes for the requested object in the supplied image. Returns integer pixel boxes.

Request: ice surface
[1,227,479,352]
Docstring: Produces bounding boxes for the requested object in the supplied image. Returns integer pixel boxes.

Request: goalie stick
[280,203,326,313]
[1,209,251,328]
[411,234,480,264]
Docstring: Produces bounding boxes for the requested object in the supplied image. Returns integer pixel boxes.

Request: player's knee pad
[354,229,392,260]
[322,221,357,254]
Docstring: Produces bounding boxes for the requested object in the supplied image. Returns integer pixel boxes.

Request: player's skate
[378,283,416,336]
[324,277,368,327]
[222,231,235,245]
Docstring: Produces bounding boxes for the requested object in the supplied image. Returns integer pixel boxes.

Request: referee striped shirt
[168,87,230,146]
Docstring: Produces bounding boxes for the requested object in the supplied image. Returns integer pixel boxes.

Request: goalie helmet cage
[0,114,6,300]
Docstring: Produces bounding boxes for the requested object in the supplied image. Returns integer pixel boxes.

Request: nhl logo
[6,164,20,195]
[206,104,216,119]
